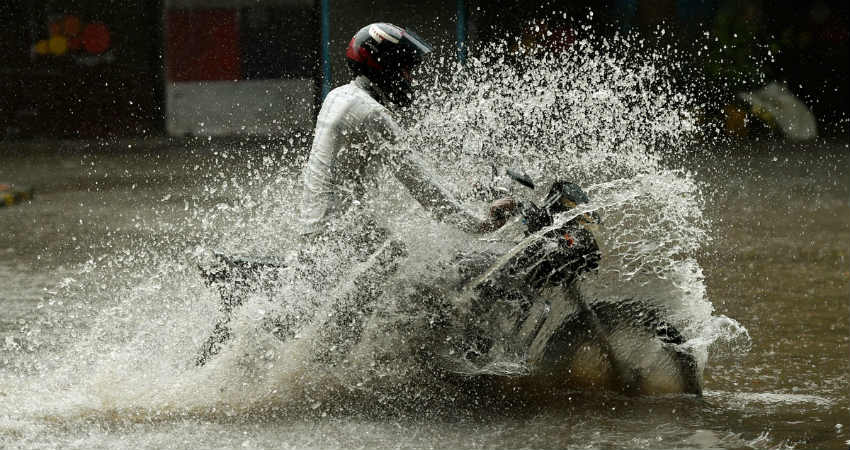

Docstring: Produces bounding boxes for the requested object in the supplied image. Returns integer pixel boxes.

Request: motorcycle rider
[300,22,509,242]
[298,22,519,363]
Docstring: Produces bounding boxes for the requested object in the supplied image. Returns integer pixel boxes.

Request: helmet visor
[403,28,434,57]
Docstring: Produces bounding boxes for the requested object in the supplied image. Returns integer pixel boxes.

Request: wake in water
[1,30,750,428]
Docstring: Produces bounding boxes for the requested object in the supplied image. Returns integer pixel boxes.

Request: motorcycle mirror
[506,168,535,190]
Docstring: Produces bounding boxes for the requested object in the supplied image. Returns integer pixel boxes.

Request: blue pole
[321,0,331,100]
[456,0,467,64]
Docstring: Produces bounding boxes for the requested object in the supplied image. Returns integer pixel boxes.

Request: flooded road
[1,137,848,449]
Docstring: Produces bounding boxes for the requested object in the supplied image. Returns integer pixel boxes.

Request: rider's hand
[479,197,517,232]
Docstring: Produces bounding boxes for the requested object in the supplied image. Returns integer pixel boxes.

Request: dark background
[0,0,846,139]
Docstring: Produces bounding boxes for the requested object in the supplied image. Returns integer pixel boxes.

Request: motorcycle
[197,171,703,396]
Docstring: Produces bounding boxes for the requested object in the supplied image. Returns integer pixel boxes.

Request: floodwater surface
[1,33,847,450]
[0,138,847,450]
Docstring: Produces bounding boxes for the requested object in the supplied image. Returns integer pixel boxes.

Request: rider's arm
[393,156,485,233]
[365,108,488,234]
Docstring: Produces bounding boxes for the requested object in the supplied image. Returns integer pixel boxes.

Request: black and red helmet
[346,23,433,106]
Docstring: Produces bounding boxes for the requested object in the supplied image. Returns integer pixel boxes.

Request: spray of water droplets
[0,32,750,429]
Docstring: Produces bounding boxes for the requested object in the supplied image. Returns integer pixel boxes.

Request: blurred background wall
[0,0,847,139]
[0,0,163,138]
[163,0,318,135]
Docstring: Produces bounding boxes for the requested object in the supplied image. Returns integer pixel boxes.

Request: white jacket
[300,76,480,235]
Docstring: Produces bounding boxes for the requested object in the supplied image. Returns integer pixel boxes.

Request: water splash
[1,31,750,429]
[402,36,746,360]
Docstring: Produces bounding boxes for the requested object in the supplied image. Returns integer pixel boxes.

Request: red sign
[166,9,242,82]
